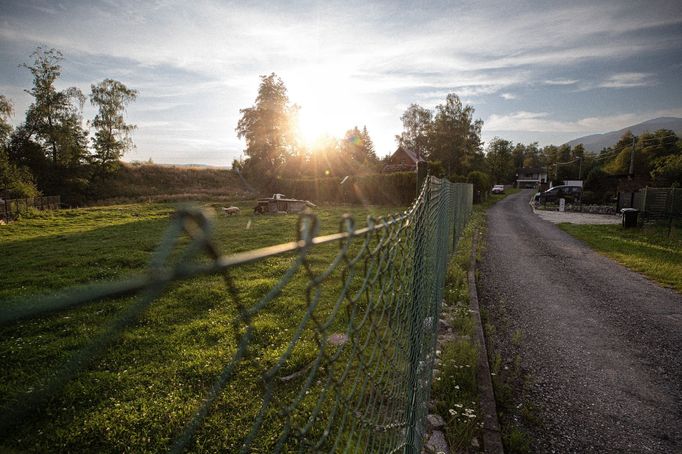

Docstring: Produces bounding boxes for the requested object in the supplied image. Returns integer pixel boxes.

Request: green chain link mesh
[0,177,472,453]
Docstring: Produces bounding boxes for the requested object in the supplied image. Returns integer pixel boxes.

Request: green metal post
[405,177,429,453]
[416,161,427,198]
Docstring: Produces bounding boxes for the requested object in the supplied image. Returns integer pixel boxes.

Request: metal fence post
[416,161,427,198]
[404,176,429,453]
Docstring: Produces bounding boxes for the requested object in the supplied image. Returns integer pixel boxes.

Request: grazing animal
[222,206,240,216]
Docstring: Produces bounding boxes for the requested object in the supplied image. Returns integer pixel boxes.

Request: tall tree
[0,95,12,145]
[485,138,514,184]
[340,125,379,170]
[361,126,378,164]
[396,104,432,160]
[236,73,299,176]
[429,93,483,176]
[0,95,38,198]
[522,142,542,168]
[511,143,526,170]
[89,79,138,173]
[22,47,88,168]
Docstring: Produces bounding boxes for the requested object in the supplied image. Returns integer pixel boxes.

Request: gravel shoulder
[478,189,682,453]
[532,207,621,225]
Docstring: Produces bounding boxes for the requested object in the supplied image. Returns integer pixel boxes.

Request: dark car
[535,185,582,204]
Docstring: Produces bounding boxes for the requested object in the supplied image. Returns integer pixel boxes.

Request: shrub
[269,172,418,205]
[466,171,492,204]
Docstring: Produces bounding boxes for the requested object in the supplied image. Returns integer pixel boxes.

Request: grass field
[0,201,414,452]
[558,222,682,294]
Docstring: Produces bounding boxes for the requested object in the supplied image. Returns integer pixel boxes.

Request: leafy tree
[467,170,492,203]
[429,93,483,176]
[236,73,299,177]
[396,104,432,160]
[0,95,12,145]
[340,125,379,169]
[485,137,514,184]
[651,154,682,186]
[22,47,88,168]
[522,142,542,168]
[89,79,138,173]
[582,167,613,203]
[511,143,526,170]
[0,96,39,198]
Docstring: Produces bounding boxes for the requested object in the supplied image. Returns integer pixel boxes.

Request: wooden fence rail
[0,196,61,219]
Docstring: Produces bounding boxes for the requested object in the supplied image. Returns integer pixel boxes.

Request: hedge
[268,172,418,206]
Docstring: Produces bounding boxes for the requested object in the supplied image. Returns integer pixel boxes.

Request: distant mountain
[565,117,682,152]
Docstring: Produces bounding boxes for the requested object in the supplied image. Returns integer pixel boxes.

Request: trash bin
[621,208,639,228]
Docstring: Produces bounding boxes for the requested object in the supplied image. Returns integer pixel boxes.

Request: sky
[1,0,681,166]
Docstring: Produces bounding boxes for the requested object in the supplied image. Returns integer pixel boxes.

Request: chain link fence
[0,177,472,453]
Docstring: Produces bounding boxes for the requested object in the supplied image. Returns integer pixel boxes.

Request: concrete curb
[468,231,505,454]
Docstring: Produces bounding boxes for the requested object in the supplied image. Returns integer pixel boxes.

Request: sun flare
[290,71,368,149]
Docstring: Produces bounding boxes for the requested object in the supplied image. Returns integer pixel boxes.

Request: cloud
[485,108,682,134]
[543,79,578,86]
[500,93,518,100]
[599,72,657,88]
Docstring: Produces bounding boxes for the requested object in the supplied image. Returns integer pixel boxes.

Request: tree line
[483,130,681,203]
[236,72,682,203]
[0,47,137,203]
[235,73,490,188]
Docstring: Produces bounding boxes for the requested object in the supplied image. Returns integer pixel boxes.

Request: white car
[491,185,505,194]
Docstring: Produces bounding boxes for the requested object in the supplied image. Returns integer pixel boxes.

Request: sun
[289,70,368,149]
[297,103,344,147]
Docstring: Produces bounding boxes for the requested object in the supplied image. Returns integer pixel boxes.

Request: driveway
[477,189,682,453]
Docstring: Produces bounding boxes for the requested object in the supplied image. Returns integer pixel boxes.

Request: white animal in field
[222,206,240,216]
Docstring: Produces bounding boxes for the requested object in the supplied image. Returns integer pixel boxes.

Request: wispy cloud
[500,93,518,100]
[486,108,682,134]
[543,79,578,86]
[599,72,657,88]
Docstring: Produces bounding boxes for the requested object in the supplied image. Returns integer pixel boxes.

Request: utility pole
[578,157,582,180]
[628,136,636,179]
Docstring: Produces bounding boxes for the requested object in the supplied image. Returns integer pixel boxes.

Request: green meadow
[0,201,410,452]
[559,222,682,294]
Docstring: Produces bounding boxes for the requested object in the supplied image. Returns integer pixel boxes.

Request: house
[516,167,548,188]
[382,147,426,173]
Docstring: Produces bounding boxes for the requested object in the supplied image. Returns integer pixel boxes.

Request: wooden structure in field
[253,194,312,214]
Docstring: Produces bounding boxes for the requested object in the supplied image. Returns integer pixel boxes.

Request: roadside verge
[469,231,504,453]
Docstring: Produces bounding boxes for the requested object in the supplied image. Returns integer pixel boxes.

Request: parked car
[535,185,582,204]
[491,185,505,194]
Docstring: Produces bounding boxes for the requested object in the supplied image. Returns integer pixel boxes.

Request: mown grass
[558,222,682,293]
[0,201,410,452]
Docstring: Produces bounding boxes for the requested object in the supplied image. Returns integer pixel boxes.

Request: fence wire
[0,177,472,453]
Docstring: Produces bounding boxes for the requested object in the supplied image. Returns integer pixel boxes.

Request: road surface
[477,190,682,453]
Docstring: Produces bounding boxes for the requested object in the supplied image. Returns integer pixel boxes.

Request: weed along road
[478,189,682,453]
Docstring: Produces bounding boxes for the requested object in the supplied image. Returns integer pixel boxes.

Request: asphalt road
[478,190,682,453]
